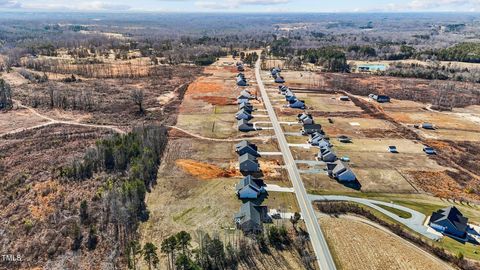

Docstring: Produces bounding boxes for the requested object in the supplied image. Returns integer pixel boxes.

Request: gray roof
[236,175,265,192]
[236,140,257,151]
[239,153,258,164]
[331,160,348,175]
[430,206,468,232]
[235,201,262,226]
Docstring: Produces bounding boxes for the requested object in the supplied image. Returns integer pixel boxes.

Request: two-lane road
[255,60,337,270]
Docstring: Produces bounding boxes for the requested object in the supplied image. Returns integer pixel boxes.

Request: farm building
[238,119,255,132]
[302,124,322,135]
[235,175,266,199]
[234,201,270,234]
[429,206,469,238]
[238,153,260,173]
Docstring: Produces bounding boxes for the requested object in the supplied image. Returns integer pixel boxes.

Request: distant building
[234,201,270,234]
[337,135,352,143]
[422,123,435,130]
[235,175,266,199]
[429,206,469,238]
[370,94,390,103]
[238,153,260,173]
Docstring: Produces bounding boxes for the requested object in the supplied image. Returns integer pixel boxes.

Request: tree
[176,231,192,255]
[71,223,83,251]
[0,79,13,110]
[87,226,98,250]
[175,254,201,270]
[143,242,159,270]
[161,236,177,270]
[131,89,144,113]
[290,212,301,231]
[79,200,89,224]
[127,240,142,270]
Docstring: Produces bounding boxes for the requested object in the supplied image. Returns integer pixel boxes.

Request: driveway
[308,194,441,240]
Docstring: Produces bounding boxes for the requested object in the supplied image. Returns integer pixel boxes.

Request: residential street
[255,58,337,270]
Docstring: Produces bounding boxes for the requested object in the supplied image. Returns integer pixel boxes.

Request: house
[237,76,247,86]
[238,153,260,173]
[311,137,331,148]
[329,160,356,182]
[239,102,253,112]
[236,140,258,152]
[339,96,350,101]
[238,119,255,132]
[237,98,250,105]
[234,201,270,234]
[302,124,322,135]
[271,67,281,77]
[275,76,285,84]
[286,95,297,102]
[318,149,337,162]
[298,113,314,125]
[236,142,260,157]
[236,109,253,121]
[237,64,245,72]
[422,123,435,130]
[235,175,266,199]
[238,92,255,100]
[337,135,352,143]
[289,100,306,109]
[279,85,289,93]
[429,206,469,238]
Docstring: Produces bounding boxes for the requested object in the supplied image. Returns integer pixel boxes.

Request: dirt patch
[176,159,238,180]
[193,96,236,106]
[186,80,224,95]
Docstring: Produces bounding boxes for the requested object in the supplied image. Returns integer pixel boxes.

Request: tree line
[57,126,168,266]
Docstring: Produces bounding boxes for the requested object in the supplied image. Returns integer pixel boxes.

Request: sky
[0,0,479,13]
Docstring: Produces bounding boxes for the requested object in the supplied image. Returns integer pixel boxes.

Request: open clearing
[320,215,452,270]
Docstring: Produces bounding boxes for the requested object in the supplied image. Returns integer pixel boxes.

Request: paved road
[308,194,441,240]
[255,60,337,270]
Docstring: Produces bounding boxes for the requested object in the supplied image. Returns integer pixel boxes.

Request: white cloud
[0,0,21,8]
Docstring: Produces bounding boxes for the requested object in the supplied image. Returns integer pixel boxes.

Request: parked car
[423,146,437,155]
[388,146,398,153]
